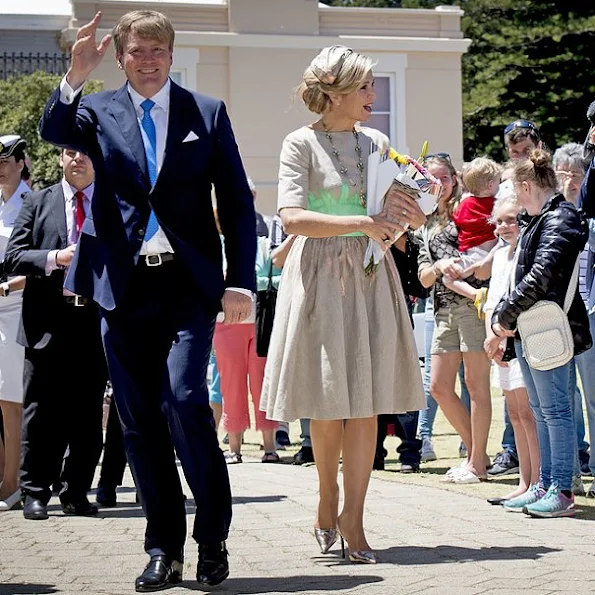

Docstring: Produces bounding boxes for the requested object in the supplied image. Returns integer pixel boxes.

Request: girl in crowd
[492,150,590,518]
[261,45,425,562]
[418,155,492,484]
[483,191,540,509]
[215,235,282,464]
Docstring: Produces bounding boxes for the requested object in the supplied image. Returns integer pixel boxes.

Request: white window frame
[171,47,200,90]
[368,53,408,154]
[370,73,395,144]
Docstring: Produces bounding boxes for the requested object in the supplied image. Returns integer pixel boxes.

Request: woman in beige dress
[260,46,425,562]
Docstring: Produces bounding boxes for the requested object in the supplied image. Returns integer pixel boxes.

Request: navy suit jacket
[4,183,74,348]
[39,80,256,311]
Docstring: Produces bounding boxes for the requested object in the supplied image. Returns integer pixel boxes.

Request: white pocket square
[183,131,199,143]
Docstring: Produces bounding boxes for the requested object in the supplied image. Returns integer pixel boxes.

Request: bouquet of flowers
[364,142,442,275]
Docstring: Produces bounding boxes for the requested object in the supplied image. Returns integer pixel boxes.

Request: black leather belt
[138,253,175,267]
[64,295,90,307]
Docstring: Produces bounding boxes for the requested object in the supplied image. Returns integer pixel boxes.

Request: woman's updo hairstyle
[512,149,557,191]
[298,45,375,115]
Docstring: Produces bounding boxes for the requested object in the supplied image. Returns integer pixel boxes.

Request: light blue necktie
[140,98,159,241]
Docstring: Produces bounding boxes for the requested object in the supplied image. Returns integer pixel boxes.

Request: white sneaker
[420,437,437,462]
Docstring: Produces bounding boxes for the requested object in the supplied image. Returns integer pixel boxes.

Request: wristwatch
[0,282,10,297]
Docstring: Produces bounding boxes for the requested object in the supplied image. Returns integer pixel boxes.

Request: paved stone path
[1,457,595,595]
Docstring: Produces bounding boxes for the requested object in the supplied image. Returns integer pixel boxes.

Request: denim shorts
[432,300,486,354]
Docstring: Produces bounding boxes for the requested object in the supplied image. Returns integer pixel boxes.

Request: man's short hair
[112,10,175,55]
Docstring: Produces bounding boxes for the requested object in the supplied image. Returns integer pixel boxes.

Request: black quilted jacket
[493,193,592,356]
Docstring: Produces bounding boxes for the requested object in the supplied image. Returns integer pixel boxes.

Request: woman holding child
[417,155,498,484]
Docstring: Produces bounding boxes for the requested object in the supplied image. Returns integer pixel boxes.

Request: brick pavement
[1,458,595,595]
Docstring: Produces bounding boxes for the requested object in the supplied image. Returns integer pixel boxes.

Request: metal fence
[0,52,70,80]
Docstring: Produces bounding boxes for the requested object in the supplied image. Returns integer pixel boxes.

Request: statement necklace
[322,121,366,207]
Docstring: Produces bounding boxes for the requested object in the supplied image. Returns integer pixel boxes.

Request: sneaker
[587,480,595,498]
[420,437,437,462]
[572,475,586,497]
[579,449,591,476]
[502,483,546,513]
[523,484,575,518]
[400,462,420,473]
[458,441,467,459]
[487,450,519,476]
[275,429,291,448]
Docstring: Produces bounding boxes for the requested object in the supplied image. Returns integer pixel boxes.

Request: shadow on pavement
[377,544,560,564]
[232,495,288,505]
[181,575,383,592]
[0,585,58,594]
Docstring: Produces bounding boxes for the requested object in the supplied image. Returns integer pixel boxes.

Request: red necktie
[75,191,86,235]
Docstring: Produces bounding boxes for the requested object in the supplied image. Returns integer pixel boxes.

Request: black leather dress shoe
[292,446,315,465]
[96,485,117,507]
[62,500,98,516]
[135,555,183,592]
[197,541,229,587]
[487,497,508,506]
[23,496,49,520]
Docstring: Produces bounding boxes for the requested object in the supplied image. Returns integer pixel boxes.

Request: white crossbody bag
[510,250,579,371]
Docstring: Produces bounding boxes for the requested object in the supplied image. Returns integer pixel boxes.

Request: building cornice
[61,28,471,54]
[0,13,70,31]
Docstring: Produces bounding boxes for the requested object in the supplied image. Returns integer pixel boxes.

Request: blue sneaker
[523,484,575,518]
[502,483,546,513]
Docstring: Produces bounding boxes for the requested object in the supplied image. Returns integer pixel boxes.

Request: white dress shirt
[60,77,173,255]
[45,179,94,273]
[0,179,29,262]
[59,77,252,302]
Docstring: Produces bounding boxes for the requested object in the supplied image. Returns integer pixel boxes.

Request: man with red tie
[4,148,108,520]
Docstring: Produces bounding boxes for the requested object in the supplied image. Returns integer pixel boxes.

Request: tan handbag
[511,251,579,371]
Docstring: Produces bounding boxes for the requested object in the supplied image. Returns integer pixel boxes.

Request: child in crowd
[443,157,502,316]
[483,191,540,509]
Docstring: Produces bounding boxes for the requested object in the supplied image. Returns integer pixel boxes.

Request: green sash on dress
[307,184,366,237]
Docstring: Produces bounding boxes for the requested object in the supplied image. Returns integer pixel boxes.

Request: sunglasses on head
[504,119,539,136]
[424,152,451,162]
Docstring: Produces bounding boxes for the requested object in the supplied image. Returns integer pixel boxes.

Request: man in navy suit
[40,10,256,592]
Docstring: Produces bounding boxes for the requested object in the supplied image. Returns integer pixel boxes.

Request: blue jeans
[418,311,470,439]
[501,403,518,456]
[515,341,576,491]
[377,412,421,466]
[575,311,595,473]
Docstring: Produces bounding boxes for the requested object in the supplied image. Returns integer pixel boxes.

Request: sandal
[225,452,243,465]
[261,452,280,463]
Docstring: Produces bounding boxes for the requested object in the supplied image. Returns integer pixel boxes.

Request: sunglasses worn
[504,119,538,136]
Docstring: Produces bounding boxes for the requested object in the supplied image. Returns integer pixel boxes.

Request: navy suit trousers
[100,259,231,560]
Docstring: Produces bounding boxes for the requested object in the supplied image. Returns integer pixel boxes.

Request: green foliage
[320,0,595,161]
[0,72,102,188]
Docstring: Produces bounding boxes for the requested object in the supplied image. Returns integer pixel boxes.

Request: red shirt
[452,195,496,252]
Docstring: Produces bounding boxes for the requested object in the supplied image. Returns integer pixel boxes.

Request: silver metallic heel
[314,528,338,554]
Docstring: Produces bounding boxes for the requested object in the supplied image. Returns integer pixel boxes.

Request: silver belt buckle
[74,295,85,307]
[145,254,163,267]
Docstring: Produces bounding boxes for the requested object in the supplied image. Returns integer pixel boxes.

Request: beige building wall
[66,0,470,215]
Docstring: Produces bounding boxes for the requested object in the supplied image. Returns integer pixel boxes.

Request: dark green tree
[0,71,102,188]
[320,0,595,160]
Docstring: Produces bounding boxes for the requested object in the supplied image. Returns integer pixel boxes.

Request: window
[368,75,392,141]
[169,70,184,86]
